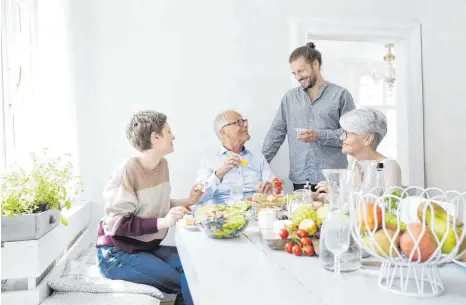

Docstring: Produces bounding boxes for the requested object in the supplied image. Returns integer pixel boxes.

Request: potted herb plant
[1,149,83,242]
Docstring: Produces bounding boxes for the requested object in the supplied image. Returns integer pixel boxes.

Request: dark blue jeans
[97,245,193,305]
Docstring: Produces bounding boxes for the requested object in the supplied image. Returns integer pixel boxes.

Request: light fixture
[372,43,396,90]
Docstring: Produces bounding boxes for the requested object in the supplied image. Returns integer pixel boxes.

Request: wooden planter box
[1,201,91,305]
[1,209,61,242]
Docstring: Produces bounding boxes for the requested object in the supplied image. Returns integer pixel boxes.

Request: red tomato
[297,230,308,238]
[285,242,293,254]
[300,237,311,246]
[303,245,315,256]
[279,229,289,240]
[292,244,302,256]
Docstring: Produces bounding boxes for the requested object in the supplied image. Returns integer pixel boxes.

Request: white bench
[1,201,167,305]
[1,200,93,305]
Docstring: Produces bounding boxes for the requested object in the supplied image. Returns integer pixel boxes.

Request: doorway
[289,18,424,187]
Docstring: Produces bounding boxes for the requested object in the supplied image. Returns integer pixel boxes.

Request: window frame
[1,0,37,173]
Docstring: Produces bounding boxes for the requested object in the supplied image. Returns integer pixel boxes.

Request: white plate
[453,260,466,268]
[183,224,199,231]
[179,220,199,231]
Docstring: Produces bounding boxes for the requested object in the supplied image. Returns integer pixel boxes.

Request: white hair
[213,111,228,140]
[340,107,387,149]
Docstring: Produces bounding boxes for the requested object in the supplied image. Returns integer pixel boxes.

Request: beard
[299,72,317,89]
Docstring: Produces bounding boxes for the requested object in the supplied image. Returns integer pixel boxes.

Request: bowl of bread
[247,193,286,220]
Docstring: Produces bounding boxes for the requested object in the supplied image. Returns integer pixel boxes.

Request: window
[1,0,35,173]
[358,75,397,160]
[302,22,424,186]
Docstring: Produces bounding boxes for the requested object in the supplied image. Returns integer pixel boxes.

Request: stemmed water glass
[323,213,351,275]
[228,183,244,204]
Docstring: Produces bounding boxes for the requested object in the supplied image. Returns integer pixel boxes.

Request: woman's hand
[315,181,328,193]
[314,181,328,201]
[158,206,185,229]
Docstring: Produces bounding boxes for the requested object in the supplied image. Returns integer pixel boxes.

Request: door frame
[288,17,425,187]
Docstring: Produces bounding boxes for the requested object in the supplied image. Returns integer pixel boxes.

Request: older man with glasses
[195,110,275,204]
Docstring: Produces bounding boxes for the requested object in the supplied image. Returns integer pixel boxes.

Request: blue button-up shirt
[195,146,275,204]
[262,82,355,184]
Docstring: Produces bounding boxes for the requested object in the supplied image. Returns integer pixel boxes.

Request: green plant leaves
[1,149,83,222]
[60,215,68,226]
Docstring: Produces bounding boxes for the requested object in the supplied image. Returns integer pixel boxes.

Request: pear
[418,202,465,254]
[316,204,329,220]
[384,212,406,232]
[363,229,401,257]
[356,202,382,233]
[298,219,318,236]
[417,202,464,228]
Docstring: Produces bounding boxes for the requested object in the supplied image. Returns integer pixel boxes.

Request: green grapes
[291,204,321,227]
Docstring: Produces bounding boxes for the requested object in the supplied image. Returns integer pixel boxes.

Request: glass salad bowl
[193,202,253,239]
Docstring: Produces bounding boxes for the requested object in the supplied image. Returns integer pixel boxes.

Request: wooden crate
[1,200,92,305]
[1,209,62,242]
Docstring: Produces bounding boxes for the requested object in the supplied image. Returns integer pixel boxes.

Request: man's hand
[215,153,241,180]
[158,206,185,229]
[297,129,319,143]
[257,181,273,195]
[187,184,204,205]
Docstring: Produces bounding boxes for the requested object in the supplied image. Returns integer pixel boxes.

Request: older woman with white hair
[315,107,402,197]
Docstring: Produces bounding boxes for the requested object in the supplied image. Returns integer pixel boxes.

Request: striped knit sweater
[97,157,171,253]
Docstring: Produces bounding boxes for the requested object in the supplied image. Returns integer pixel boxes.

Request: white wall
[417,1,466,191]
[70,0,418,209]
[61,0,466,226]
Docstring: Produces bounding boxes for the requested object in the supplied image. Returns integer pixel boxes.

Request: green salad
[194,202,252,238]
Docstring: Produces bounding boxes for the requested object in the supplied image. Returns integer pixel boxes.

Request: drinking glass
[296,128,306,138]
[229,184,244,203]
[323,214,351,275]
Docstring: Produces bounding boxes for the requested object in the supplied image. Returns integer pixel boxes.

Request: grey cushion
[77,245,99,265]
[41,292,160,305]
[48,248,164,300]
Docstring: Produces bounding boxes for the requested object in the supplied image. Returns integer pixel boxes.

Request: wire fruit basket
[349,186,466,297]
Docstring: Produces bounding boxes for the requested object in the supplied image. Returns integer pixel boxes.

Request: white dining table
[175,222,466,305]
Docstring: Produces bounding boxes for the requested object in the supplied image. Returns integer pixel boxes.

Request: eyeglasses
[221,118,248,129]
[340,131,357,140]
[341,130,370,140]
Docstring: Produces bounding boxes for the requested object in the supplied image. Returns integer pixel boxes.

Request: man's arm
[316,89,356,147]
[194,157,222,205]
[262,97,288,162]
